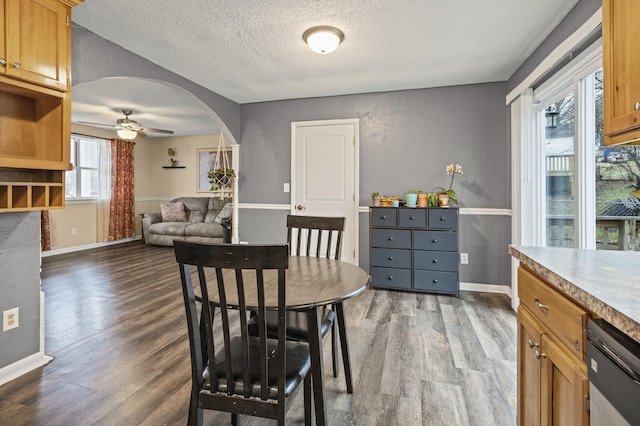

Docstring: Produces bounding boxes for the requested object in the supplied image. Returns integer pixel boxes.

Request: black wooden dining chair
[249,214,355,393]
[174,241,313,426]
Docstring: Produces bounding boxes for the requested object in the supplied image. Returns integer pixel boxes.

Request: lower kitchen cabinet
[517,267,590,425]
[369,207,459,296]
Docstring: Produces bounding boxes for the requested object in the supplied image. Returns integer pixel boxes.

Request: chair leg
[335,302,354,394]
[304,373,312,426]
[232,413,238,425]
[187,391,202,426]
[331,309,339,378]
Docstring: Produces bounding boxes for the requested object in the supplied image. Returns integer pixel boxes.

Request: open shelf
[0,182,65,212]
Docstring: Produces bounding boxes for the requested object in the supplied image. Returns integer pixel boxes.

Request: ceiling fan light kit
[303,26,344,54]
[117,128,137,140]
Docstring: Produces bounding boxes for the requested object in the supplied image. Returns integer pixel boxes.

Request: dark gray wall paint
[239,83,510,208]
[238,83,512,285]
[507,0,601,93]
[72,24,241,141]
[0,212,41,369]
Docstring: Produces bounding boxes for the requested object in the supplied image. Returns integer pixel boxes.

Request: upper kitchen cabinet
[1,0,79,92]
[603,0,640,146]
[0,0,82,212]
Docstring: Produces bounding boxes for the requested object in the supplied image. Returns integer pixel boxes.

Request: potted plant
[371,192,381,207]
[404,189,420,207]
[208,167,236,191]
[433,163,464,207]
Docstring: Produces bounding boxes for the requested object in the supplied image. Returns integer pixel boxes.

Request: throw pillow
[214,203,233,224]
[161,202,187,222]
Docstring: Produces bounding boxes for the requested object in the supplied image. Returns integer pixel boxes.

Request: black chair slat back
[286,215,346,260]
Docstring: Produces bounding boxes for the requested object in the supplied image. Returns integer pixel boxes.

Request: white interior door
[291,119,359,264]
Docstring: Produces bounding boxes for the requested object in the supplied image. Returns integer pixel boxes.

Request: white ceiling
[71,0,581,137]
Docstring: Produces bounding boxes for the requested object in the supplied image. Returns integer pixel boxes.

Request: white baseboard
[42,236,141,257]
[0,352,52,387]
[460,281,513,298]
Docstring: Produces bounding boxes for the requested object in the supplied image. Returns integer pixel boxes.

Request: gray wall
[0,213,41,369]
[238,83,512,286]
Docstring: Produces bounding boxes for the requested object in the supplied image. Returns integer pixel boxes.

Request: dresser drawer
[370,229,411,249]
[518,267,589,360]
[371,267,412,290]
[370,248,411,269]
[398,208,426,228]
[413,230,458,251]
[370,208,397,227]
[414,270,458,294]
[414,251,458,272]
[428,208,458,229]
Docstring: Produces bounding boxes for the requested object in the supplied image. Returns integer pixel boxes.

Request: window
[66,135,104,199]
[531,41,640,251]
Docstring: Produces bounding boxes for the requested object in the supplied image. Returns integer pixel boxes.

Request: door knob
[296,204,305,210]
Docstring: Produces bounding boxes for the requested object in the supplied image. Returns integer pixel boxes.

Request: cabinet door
[603,0,640,145]
[539,334,589,426]
[0,0,5,71]
[518,307,542,426]
[5,0,69,91]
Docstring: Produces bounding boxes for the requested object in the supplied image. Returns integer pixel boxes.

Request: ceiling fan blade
[139,127,174,134]
[76,120,119,129]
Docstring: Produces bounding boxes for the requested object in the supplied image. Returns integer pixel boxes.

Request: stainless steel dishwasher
[586,318,640,425]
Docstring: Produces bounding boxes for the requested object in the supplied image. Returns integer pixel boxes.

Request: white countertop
[509,245,640,343]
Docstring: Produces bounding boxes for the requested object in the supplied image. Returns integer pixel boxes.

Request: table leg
[307,307,326,426]
[335,302,354,394]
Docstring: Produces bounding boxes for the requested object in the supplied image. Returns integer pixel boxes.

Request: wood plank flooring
[0,242,517,425]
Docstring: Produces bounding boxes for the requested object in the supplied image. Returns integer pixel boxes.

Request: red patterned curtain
[108,139,135,240]
[40,210,51,251]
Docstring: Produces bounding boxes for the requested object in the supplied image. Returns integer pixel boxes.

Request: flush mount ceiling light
[117,128,137,140]
[303,26,344,54]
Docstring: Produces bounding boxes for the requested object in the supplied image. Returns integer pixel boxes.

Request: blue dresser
[369,207,459,296]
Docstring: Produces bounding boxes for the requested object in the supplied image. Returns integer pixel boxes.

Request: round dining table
[208,255,370,426]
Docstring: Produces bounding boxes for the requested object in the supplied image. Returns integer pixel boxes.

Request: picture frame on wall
[196,148,233,193]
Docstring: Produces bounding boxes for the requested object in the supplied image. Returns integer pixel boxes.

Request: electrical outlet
[71,227,78,235]
[3,307,19,332]
[284,183,290,193]
[460,253,469,264]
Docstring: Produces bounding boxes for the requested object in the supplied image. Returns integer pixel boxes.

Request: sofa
[142,197,232,246]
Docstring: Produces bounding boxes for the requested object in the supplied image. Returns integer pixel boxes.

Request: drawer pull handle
[534,350,546,360]
[432,279,438,284]
[410,216,415,220]
[635,102,640,112]
[0,58,5,66]
[12,62,21,70]
[432,239,437,243]
[388,237,394,241]
[387,276,393,280]
[381,215,386,219]
[388,256,394,260]
[534,299,549,312]
[440,217,446,221]
[528,339,539,349]
[432,259,438,263]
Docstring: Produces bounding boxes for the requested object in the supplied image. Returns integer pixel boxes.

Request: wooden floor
[0,242,517,425]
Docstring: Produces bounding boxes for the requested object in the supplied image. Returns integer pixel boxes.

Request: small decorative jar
[417,193,428,207]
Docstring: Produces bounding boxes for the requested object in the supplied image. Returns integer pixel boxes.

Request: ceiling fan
[77,109,174,140]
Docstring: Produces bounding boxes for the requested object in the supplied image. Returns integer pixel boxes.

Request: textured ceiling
[71,0,581,136]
